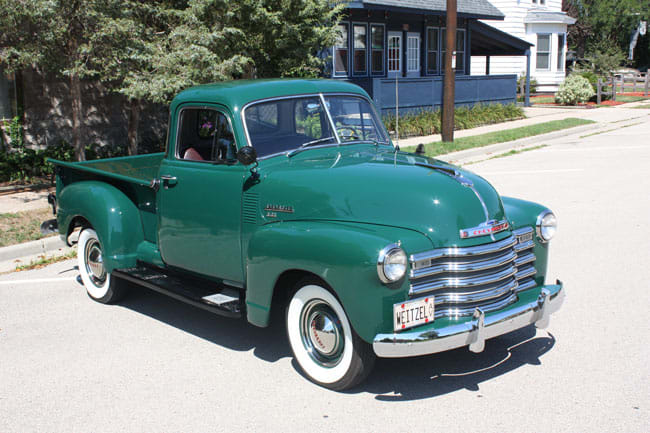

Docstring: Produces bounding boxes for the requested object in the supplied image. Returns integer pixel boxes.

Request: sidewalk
[0,190,71,273]
[0,189,53,213]
[396,101,648,148]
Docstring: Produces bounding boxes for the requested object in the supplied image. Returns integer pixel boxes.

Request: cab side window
[177,108,237,163]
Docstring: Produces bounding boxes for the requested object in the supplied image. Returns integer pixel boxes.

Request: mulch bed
[586,100,624,106]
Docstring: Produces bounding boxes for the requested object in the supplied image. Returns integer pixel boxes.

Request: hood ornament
[460,220,509,239]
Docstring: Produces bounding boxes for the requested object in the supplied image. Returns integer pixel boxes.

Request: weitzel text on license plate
[394,297,435,331]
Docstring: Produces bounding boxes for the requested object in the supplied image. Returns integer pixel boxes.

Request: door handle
[160,174,178,189]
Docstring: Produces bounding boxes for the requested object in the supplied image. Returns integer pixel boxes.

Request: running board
[112,265,242,318]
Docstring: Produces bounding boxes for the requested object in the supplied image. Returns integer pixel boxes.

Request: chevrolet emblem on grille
[460,220,509,239]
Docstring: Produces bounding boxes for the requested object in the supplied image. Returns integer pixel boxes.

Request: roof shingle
[357,0,504,19]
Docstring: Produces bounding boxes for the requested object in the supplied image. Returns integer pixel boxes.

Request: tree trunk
[70,73,84,161]
[127,99,141,156]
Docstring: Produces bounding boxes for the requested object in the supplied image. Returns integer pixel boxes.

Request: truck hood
[254,144,508,247]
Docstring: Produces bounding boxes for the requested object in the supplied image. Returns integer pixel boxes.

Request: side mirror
[237,146,258,166]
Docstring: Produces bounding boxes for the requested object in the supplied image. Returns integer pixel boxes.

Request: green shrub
[0,115,164,183]
[84,143,128,160]
[517,75,538,94]
[579,71,598,92]
[555,74,595,106]
[383,103,524,139]
[0,116,108,182]
[0,117,36,182]
[578,70,611,102]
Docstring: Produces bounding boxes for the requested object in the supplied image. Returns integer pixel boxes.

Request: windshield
[244,94,390,158]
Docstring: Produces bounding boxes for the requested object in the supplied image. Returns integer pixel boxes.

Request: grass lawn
[614,95,649,103]
[406,118,596,158]
[14,250,77,272]
[530,96,555,104]
[0,208,55,247]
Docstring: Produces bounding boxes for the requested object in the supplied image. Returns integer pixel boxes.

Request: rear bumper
[373,280,565,358]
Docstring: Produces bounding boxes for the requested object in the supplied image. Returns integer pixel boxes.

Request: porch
[331,1,532,113]
[367,74,517,114]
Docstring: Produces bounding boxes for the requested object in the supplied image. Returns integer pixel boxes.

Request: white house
[471,0,576,92]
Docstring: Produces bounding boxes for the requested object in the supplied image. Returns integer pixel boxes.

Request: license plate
[394,297,435,331]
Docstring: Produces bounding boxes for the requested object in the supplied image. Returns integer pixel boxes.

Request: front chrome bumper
[373,281,565,358]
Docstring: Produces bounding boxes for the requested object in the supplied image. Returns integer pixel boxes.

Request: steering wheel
[336,126,361,141]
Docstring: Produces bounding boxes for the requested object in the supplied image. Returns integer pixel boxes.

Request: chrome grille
[409,227,537,319]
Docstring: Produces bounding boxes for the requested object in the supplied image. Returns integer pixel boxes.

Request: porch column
[525,49,531,107]
[402,29,408,78]
[486,56,490,75]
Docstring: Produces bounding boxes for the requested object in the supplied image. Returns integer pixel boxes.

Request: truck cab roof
[171,79,369,112]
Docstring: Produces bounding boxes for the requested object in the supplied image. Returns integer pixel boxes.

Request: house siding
[334,7,520,111]
[470,0,570,91]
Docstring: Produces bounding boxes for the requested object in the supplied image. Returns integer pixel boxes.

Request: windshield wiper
[340,138,390,147]
[287,136,336,157]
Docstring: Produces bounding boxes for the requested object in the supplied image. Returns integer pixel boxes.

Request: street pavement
[1,109,649,432]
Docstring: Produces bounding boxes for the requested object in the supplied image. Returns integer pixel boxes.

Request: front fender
[502,196,551,286]
[245,220,432,343]
[57,181,145,272]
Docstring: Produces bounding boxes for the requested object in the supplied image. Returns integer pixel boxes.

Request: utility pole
[441,0,457,142]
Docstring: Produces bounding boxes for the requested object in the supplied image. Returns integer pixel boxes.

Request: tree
[80,1,189,155]
[0,1,113,160]
[564,0,649,71]
[121,0,345,105]
[231,0,346,78]
[1,0,344,159]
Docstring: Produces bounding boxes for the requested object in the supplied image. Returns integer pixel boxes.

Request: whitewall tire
[286,280,375,390]
[78,228,125,304]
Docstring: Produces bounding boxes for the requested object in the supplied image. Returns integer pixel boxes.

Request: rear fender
[245,221,432,343]
[57,181,145,272]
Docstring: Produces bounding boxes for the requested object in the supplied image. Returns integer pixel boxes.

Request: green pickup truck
[48,79,564,390]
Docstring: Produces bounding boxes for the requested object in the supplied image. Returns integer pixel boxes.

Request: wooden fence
[596,77,616,105]
[614,72,649,96]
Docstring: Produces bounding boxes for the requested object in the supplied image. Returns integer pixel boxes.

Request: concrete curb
[0,236,69,263]
[436,122,601,165]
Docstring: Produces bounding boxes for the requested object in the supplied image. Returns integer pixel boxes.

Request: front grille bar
[434,292,518,319]
[410,235,517,267]
[430,278,518,306]
[408,226,539,320]
[410,265,517,296]
[410,248,517,279]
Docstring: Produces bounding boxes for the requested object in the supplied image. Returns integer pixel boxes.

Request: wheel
[286,280,375,390]
[78,228,126,304]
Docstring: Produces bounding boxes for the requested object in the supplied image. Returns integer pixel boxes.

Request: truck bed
[49,153,165,187]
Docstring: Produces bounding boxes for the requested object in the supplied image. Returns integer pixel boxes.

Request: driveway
[1,112,649,432]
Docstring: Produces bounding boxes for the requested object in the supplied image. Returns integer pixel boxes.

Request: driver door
[157,104,246,284]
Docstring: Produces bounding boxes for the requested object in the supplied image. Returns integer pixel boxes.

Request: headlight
[536,210,557,242]
[377,243,407,284]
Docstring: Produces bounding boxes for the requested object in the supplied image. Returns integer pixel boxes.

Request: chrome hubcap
[85,239,106,286]
[300,300,344,367]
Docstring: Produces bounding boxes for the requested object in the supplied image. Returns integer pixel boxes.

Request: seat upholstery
[183,147,204,161]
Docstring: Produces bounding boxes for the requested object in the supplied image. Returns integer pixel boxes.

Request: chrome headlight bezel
[377,243,407,284]
[536,209,557,243]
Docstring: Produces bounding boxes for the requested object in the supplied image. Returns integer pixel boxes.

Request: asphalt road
[1,110,649,432]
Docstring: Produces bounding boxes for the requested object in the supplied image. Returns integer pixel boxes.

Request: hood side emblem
[460,220,509,239]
